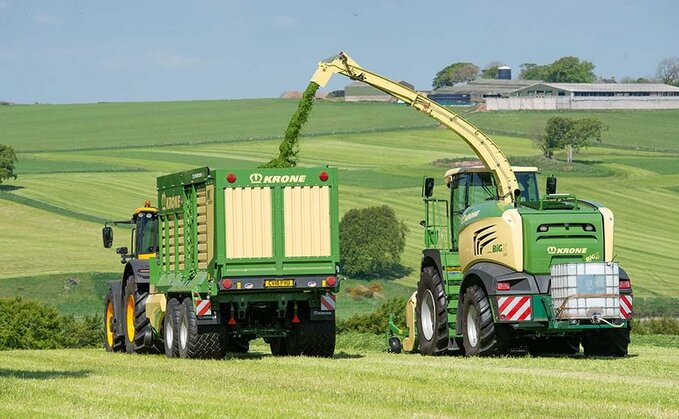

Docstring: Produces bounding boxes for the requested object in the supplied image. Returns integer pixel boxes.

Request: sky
[1,0,677,104]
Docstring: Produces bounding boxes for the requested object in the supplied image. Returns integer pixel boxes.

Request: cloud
[34,13,60,25]
[271,14,297,29]
[144,51,201,68]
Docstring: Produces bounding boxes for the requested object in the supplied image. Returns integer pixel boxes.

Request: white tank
[550,262,620,319]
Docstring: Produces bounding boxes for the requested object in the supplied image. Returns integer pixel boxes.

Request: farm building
[487,83,679,110]
[344,80,414,102]
[428,79,543,105]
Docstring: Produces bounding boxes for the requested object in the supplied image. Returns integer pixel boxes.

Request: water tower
[497,66,511,80]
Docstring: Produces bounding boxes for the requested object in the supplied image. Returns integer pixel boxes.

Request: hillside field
[1,336,678,417]
[0,99,678,318]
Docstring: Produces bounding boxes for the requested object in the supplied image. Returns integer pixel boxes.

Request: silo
[497,66,511,80]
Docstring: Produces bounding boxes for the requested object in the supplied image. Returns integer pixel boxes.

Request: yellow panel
[224,187,273,258]
[458,209,523,272]
[284,186,331,257]
[206,184,214,265]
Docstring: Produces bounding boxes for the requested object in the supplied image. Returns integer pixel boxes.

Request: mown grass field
[0,100,678,317]
[1,336,678,417]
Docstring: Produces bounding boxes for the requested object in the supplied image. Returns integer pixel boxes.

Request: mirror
[102,226,113,248]
[546,176,557,195]
[422,177,435,198]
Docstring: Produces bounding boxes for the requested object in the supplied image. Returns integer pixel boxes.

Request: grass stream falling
[260,82,319,168]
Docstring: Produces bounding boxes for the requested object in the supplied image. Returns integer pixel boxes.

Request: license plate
[264,279,294,288]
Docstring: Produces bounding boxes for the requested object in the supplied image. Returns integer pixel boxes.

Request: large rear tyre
[163,298,180,358]
[269,338,289,356]
[123,276,160,354]
[461,285,508,356]
[103,289,124,352]
[178,297,226,359]
[416,266,449,356]
[582,326,630,357]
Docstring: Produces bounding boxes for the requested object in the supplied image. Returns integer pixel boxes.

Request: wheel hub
[466,305,479,348]
[421,290,436,341]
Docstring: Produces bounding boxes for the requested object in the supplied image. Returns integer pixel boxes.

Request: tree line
[432,56,679,88]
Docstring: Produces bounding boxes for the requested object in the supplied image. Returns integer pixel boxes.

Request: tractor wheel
[528,335,580,356]
[269,338,289,356]
[163,298,180,358]
[178,297,226,359]
[582,326,630,357]
[103,289,124,352]
[416,266,449,356]
[461,285,508,356]
[123,276,160,354]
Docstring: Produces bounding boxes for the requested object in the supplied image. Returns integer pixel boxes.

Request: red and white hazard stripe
[195,299,212,316]
[620,295,633,319]
[497,296,531,321]
[320,293,336,311]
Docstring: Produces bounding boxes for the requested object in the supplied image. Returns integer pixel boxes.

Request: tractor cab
[102,200,159,262]
[443,166,539,251]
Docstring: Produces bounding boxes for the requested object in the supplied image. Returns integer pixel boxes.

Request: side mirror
[116,246,128,255]
[546,176,557,195]
[422,177,435,198]
[102,226,113,248]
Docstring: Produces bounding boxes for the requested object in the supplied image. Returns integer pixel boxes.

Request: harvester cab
[102,200,158,263]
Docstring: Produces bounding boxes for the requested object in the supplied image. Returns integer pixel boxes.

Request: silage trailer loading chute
[102,166,340,358]
[310,52,633,356]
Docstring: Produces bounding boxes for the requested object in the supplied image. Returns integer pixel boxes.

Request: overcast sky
[2,0,677,104]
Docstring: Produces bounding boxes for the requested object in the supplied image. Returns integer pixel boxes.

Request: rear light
[496,282,511,291]
[326,276,337,287]
[537,224,549,232]
[226,173,236,183]
[222,279,233,289]
[319,171,329,182]
[619,280,631,290]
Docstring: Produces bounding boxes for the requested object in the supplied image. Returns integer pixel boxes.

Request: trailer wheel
[284,303,335,358]
[103,289,123,352]
[178,297,226,359]
[163,298,180,358]
[582,326,630,357]
[416,266,449,355]
[269,338,289,356]
[388,336,402,354]
[123,276,159,354]
[461,285,508,356]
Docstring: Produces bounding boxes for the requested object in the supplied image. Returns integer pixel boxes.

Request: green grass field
[0,100,678,317]
[1,336,678,417]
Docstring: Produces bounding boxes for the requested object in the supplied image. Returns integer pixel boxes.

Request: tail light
[226,173,236,183]
[222,279,233,289]
[326,276,337,287]
[319,171,329,182]
[619,280,631,290]
[496,282,511,291]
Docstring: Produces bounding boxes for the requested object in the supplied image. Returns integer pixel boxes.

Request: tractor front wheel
[416,266,449,356]
[461,285,508,356]
[103,289,123,352]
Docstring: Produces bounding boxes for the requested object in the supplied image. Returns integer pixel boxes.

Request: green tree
[519,57,596,83]
[541,117,606,162]
[432,62,479,89]
[339,205,408,277]
[0,144,18,184]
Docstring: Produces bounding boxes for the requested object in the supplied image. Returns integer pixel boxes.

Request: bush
[0,298,102,350]
[337,298,408,335]
[632,317,679,335]
[339,205,408,277]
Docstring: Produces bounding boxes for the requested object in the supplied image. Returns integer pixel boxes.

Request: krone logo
[249,173,263,184]
[547,246,588,255]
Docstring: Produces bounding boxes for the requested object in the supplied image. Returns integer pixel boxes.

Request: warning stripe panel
[320,294,336,311]
[497,296,531,321]
[620,295,633,319]
[195,299,212,316]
